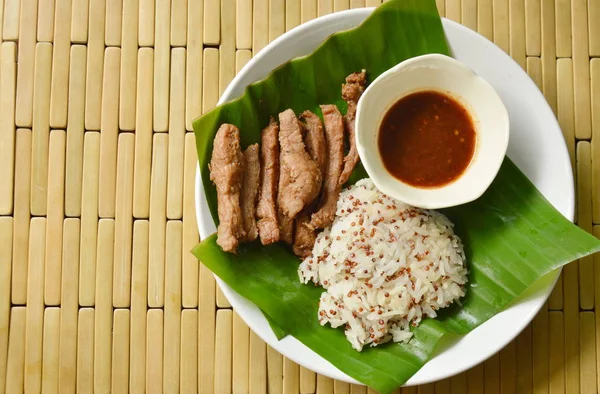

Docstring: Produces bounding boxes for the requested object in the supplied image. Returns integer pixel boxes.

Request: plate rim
[194,8,573,386]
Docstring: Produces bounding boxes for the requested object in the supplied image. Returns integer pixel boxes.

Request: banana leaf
[191,0,600,392]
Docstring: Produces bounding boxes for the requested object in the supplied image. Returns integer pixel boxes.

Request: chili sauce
[378,90,476,188]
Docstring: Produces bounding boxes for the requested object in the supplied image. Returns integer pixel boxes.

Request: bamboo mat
[0,0,598,393]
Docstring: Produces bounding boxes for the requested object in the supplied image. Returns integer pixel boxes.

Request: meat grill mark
[339,70,367,186]
[310,105,345,230]
[209,124,246,252]
[241,144,260,242]
[277,109,322,220]
[256,118,281,245]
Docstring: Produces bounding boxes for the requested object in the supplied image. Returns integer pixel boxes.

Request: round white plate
[195,9,573,386]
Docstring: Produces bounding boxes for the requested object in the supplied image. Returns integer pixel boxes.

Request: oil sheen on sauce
[378,90,476,188]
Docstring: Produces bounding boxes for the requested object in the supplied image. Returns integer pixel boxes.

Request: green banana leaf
[191,0,600,392]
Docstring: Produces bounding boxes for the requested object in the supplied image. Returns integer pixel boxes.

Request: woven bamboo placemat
[0,0,598,392]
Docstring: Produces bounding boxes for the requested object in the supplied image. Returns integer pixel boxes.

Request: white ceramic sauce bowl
[355,53,510,209]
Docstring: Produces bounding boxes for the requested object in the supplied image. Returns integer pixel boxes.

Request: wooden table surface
[0,0,598,393]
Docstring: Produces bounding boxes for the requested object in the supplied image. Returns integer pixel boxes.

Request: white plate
[195,9,573,386]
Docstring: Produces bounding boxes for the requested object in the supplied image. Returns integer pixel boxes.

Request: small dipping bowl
[355,53,510,209]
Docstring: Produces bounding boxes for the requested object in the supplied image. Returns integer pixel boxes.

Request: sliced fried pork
[277,109,322,219]
[241,144,260,242]
[339,70,367,185]
[278,210,294,244]
[293,110,327,257]
[293,215,316,257]
[256,118,281,245]
[209,124,246,252]
[310,105,345,229]
[301,110,327,177]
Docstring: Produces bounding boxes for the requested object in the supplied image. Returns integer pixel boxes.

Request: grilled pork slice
[310,105,345,230]
[293,110,328,257]
[339,70,367,186]
[301,110,327,178]
[209,124,246,252]
[241,144,260,242]
[256,118,281,245]
[277,109,322,220]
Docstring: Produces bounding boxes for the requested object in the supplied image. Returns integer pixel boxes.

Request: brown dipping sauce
[378,90,476,188]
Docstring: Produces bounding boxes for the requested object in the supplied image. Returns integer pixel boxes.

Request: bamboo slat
[64,45,86,218]
[58,219,80,394]
[205,0,221,45]
[94,219,115,394]
[5,307,26,394]
[267,346,283,393]
[0,218,12,390]
[237,0,253,48]
[533,308,549,394]
[185,0,203,130]
[214,310,233,394]
[84,0,106,131]
[182,133,199,308]
[493,0,509,53]
[79,132,100,307]
[44,129,66,306]
[71,0,89,44]
[577,141,594,310]
[2,0,19,41]
[119,0,138,131]
[41,308,60,394]
[0,42,16,215]
[555,0,571,57]
[572,0,591,140]
[253,0,269,54]
[499,340,517,392]
[98,47,121,219]
[198,263,216,394]
[130,220,149,394]
[541,0,557,114]
[525,0,542,56]
[113,133,135,307]
[167,48,186,220]
[24,218,46,394]
[180,310,199,394]
[589,0,599,56]
[154,0,171,132]
[37,0,55,42]
[11,129,31,306]
[232,311,250,394]
[146,309,164,394]
[133,48,154,219]
[548,311,565,394]
[77,308,95,394]
[31,43,52,216]
[581,312,597,394]
[302,0,317,22]
[509,0,526,68]
[139,0,154,46]
[111,309,131,394]
[105,0,122,46]
[14,0,37,128]
[171,0,187,46]
[446,0,461,22]
[163,221,182,393]
[148,133,168,307]
[249,330,267,394]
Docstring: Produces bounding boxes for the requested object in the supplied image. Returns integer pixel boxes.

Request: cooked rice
[298,178,468,351]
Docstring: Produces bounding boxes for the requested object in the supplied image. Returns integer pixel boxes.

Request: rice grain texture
[298,179,468,351]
